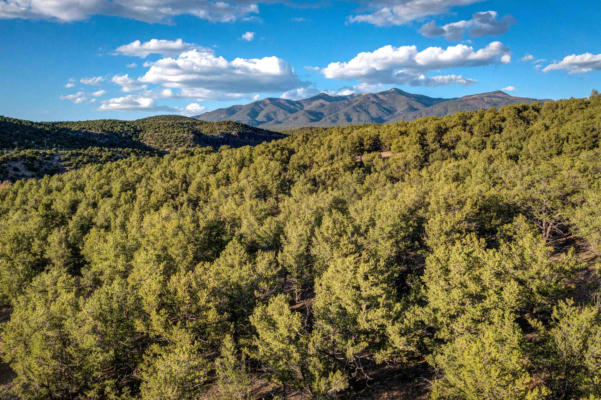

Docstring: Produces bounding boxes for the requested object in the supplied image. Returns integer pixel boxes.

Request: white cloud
[0,0,261,23]
[419,11,515,41]
[241,31,255,41]
[322,41,509,86]
[99,95,174,111]
[349,0,481,27]
[329,88,358,96]
[181,102,206,116]
[112,74,147,92]
[543,53,601,74]
[80,76,104,86]
[60,89,104,104]
[281,87,321,100]
[281,86,389,100]
[60,92,88,104]
[115,39,205,58]
[521,54,546,69]
[304,66,321,71]
[139,48,306,98]
[502,85,515,92]
[521,54,534,62]
[324,83,389,97]
[127,63,138,68]
[65,82,75,88]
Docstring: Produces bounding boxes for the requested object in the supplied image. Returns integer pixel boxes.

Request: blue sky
[1,0,600,121]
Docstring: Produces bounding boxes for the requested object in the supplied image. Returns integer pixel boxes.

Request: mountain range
[196,89,543,130]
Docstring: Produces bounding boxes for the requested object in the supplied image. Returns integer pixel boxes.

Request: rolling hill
[0,115,284,181]
[0,115,284,152]
[196,89,543,129]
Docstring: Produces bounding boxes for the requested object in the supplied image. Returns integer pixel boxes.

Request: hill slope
[2,96,601,399]
[0,115,284,181]
[197,89,542,129]
[0,115,284,152]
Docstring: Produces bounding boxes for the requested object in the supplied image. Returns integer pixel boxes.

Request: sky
[0,0,600,121]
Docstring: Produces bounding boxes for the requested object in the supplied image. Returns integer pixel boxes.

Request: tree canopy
[1,95,601,399]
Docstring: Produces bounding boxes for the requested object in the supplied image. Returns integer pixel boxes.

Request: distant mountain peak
[467,90,510,97]
[197,89,543,130]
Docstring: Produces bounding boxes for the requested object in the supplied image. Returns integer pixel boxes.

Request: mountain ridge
[197,89,543,129]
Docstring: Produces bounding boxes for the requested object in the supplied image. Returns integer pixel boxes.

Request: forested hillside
[0,116,283,181]
[1,95,601,399]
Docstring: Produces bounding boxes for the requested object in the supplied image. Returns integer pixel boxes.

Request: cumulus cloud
[181,103,206,116]
[0,0,262,23]
[543,53,601,74]
[281,85,388,100]
[99,95,174,111]
[322,41,509,86]
[349,0,481,27]
[502,85,515,92]
[112,74,147,92]
[419,11,515,41]
[60,89,105,104]
[115,39,205,58]
[65,80,75,88]
[281,87,321,100]
[241,31,255,41]
[60,92,88,104]
[521,54,534,62]
[322,83,390,97]
[139,48,307,98]
[80,76,104,86]
[126,63,138,68]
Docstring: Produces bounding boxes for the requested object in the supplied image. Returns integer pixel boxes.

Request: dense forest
[0,116,283,181]
[1,94,601,399]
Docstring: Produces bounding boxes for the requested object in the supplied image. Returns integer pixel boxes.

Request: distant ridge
[196,89,543,129]
[0,115,284,152]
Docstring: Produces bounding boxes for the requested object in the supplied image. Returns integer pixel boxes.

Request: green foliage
[422,218,580,342]
[431,317,546,400]
[250,294,308,389]
[1,97,601,399]
[138,329,209,400]
[571,187,601,254]
[546,300,601,398]
[1,269,80,399]
[214,335,251,400]
[0,115,282,153]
